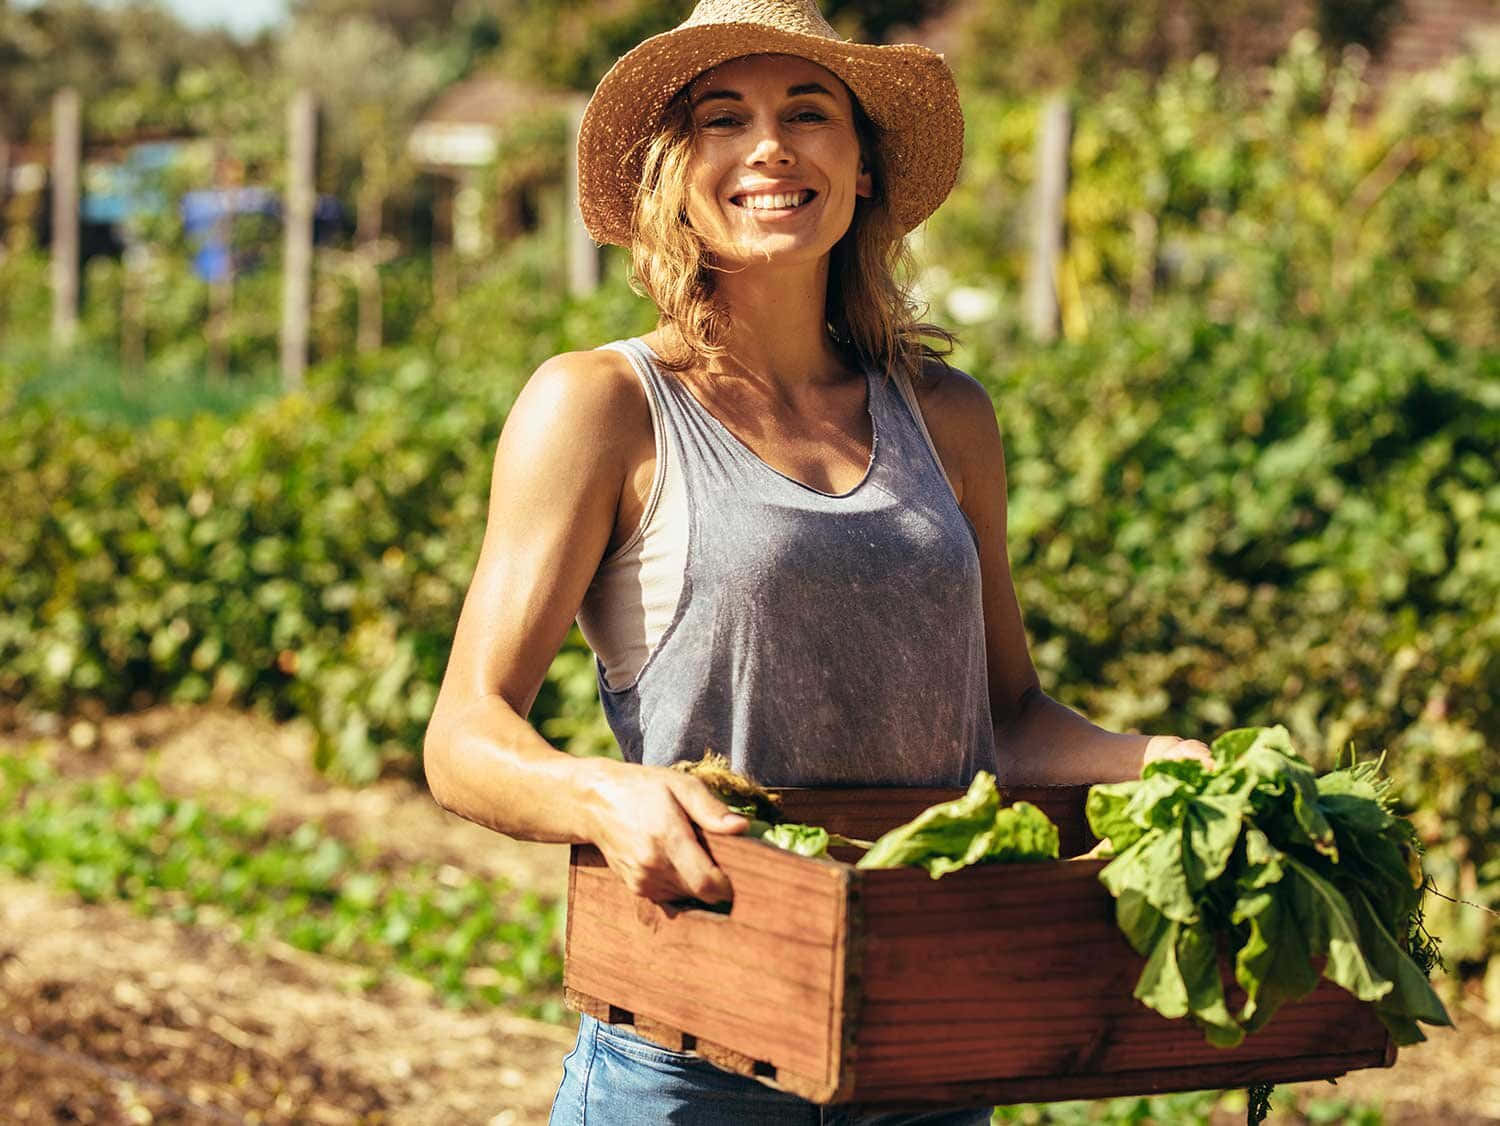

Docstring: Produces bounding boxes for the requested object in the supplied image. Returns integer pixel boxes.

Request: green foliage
[929,36,1500,351]
[750,822,833,859]
[990,1089,1229,1124]
[0,249,651,782]
[1087,727,1450,1047]
[487,0,691,91]
[988,1087,1385,1124]
[948,295,1498,967]
[0,745,564,1017]
[954,0,1405,95]
[857,773,1060,876]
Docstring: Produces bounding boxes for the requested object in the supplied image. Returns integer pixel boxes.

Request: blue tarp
[78,140,345,281]
[180,187,343,282]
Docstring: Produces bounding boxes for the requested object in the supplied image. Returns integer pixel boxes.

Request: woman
[423,1,1211,1121]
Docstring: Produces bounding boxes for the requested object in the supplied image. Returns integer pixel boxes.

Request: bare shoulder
[512,347,648,435]
[911,358,997,435]
[908,358,1005,504]
[495,347,652,472]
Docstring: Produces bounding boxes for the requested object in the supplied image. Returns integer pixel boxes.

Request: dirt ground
[1,707,574,1125]
[2,706,1498,1124]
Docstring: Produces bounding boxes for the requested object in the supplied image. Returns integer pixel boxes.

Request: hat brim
[577,24,963,247]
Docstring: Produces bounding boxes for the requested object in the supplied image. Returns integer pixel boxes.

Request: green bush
[0,253,649,782]
[927,34,1500,351]
[954,297,1497,965]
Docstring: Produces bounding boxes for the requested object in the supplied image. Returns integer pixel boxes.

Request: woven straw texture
[576,0,963,247]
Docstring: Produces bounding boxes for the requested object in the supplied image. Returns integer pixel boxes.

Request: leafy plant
[0,746,565,1018]
[1086,726,1450,1048]
[857,772,1060,876]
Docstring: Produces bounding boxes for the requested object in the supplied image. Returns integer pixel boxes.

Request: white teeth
[737,191,810,210]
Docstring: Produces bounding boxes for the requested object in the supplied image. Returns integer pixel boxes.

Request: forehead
[687,53,851,104]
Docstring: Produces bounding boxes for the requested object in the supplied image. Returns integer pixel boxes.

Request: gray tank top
[594,337,997,787]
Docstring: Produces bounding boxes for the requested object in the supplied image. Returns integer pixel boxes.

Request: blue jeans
[550,1016,994,1125]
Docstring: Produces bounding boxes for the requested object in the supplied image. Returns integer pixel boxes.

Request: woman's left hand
[1142,734,1215,772]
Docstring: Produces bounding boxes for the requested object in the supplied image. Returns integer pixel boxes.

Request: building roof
[419,74,574,128]
[408,74,578,171]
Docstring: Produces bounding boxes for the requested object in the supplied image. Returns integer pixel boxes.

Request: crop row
[0,746,565,1018]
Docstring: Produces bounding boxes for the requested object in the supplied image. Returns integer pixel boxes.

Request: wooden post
[207,140,233,378]
[432,177,455,311]
[566,96,600,297]
[1130,209,1158,313]
[281,88,316,393]
[1026,94,1071,343]
[50,87,81,353]
[121,240,146,377]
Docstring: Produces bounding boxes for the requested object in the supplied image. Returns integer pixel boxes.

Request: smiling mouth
[730,189,817,212]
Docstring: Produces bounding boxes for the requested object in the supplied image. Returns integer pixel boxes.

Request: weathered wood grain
[565,833,852,1096]
[851,859,1389,1088]
[847,1048,1390,1108]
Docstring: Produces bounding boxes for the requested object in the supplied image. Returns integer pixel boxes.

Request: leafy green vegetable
[748,821,832,859]
[1088,725,1451,1048]
[855,772,1060,877]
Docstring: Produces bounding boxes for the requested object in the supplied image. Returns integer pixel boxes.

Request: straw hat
[576,0,964,248]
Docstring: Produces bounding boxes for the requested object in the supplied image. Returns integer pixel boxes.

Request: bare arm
[422,350,746,901]
[914,365,1210,786]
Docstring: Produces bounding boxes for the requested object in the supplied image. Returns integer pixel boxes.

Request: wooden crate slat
[568,871,833,1040]
[565,835,851,1093]
[846,1048,1391,1108]
[853,992,1386,1084]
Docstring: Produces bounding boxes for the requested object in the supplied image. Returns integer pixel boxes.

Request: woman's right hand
[583,760,750,904]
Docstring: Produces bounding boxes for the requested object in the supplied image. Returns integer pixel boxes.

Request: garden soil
[2,706,1498,1124]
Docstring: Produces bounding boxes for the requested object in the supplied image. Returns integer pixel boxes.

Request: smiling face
[682,53,873,271]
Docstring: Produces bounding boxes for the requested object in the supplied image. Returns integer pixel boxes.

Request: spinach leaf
[856,772,1059,877]
[1087,725,1452,1048]
[749,822,832,858]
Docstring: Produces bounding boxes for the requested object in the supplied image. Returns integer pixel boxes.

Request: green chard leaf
[1085,781,1143,850]
[750,822,832,858]
[1131,917,1241,1046]
[1208,727,1265,765]
[1099,827,1197,923]
[1183,794,1244,891]
[1176,918,1243,1048]
[1283,855,1392,1005]
[855,773,1059,877]
[1090,730,1451,1051]
[1114,886,1172,957]
[1126,770,1195,832]
[1232,832,1319,1032]
[1345,885,1453,1044]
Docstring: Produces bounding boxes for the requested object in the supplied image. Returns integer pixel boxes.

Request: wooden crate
[564,785,1394,1107]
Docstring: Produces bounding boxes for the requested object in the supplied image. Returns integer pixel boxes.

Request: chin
[715,233,841,271]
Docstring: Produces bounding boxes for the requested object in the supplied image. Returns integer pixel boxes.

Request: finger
[659,804,733,903]
[669,775,750,834]
[667,835,733,903]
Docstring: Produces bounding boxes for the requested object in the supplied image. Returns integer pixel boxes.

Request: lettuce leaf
[856,773,1059,877]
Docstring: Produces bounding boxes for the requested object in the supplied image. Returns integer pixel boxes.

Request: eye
[698,113,742,129]
[790,109,829,123]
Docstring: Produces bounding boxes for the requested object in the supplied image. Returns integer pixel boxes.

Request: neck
[703,254,847,389]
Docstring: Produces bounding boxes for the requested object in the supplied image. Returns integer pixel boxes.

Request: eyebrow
[690,82,838,107]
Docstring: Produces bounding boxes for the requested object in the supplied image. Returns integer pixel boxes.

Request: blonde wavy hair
[627,84,954,385]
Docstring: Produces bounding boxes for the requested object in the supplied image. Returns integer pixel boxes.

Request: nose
[745,122,794,167]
